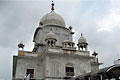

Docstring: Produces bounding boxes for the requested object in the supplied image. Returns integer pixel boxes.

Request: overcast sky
[0,0,120,80]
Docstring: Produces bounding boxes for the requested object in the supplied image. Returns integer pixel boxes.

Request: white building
[12,2,102,80]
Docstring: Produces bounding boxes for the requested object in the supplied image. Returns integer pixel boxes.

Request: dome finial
[51,0,55,11]
[18,41,24,50]
[81,33,83,36]
[92,50,98,57]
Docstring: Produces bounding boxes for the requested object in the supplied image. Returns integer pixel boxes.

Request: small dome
[40,11,65,27]
[78,33,87,44]
[46,31,56,40]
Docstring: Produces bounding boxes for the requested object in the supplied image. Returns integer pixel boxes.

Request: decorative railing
[66,72,74,76]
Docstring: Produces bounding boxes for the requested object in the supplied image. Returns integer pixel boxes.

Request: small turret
[18,42,25,56]
[92,50,98,58]
[77,33,88,51]
[18,41,24,50]
[45,30,57,47]
[92,50,99,63]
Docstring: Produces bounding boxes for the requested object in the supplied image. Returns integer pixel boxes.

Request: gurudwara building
[12,2,102,80]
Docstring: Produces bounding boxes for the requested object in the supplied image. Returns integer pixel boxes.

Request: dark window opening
[51,40,53,46]
[48,41,50,46]
[66,67,74,76]
[65,43,67,47]
[68,43,71,47]
[26,69,34,78]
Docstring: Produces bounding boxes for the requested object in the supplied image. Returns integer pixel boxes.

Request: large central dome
[40,11,65,27]
[40,2,65,27]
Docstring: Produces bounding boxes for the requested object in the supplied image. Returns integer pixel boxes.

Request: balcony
[66,72,74,76]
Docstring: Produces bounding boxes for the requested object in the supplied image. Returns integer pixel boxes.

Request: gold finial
[51,0,54,11]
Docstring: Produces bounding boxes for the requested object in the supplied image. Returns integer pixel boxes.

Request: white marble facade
[12,2,101,80]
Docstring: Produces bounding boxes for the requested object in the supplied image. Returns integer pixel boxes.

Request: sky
[0,0,120,80]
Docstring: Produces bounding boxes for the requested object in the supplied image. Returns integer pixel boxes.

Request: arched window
[48,41,50,46]
[65,43,67,47]
[51,40,53,46]
[65,63,74,76]
[68,43,71,47]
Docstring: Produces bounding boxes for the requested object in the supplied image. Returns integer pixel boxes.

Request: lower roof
[76,65,120,80]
